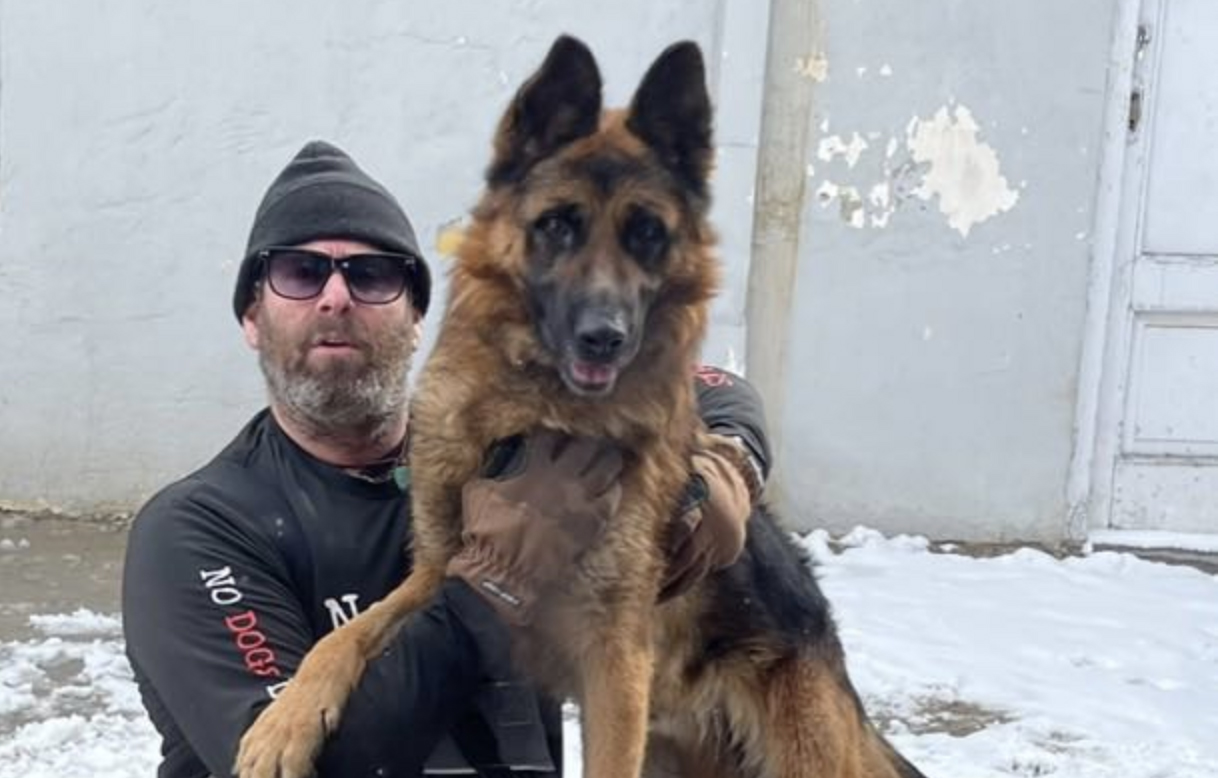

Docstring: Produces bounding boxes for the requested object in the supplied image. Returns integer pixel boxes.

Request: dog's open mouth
[564,359,620,396]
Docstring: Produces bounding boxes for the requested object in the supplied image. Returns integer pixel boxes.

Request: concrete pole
[747,0,821,511]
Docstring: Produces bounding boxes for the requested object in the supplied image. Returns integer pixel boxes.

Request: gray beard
[259,348,411,445]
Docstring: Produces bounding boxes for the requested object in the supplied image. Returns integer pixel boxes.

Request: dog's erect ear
[487,35,603,186]
[626,41,713,194]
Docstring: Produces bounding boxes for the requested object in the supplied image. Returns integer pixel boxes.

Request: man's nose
[316,267,353,311]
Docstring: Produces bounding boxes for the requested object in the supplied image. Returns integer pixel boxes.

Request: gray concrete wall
[1,0,1129,543]
[0,0,768,514]
[753,0,1121,540]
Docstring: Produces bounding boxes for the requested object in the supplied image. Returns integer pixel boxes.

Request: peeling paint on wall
[807,102,1020,236]
[815,181,866,229]
[868,182,893,228]
[817,132,868,168]
[906,105,1020,237]
[794,53,829,82]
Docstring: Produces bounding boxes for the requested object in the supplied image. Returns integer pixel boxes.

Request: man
[122,140,771,778]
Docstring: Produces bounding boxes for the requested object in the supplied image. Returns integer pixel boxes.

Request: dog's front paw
[233,677,345,778]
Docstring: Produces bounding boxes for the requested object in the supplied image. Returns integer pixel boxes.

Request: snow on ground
[0,610,159,778]
[2,530,1216,778]
[802,528,1218,777]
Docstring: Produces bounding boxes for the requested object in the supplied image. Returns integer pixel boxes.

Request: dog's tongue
[571,361,617,387]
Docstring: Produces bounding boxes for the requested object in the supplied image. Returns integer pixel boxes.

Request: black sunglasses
[257,247,420,305]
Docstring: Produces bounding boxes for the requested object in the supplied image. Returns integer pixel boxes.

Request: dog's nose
[575,311,627,362]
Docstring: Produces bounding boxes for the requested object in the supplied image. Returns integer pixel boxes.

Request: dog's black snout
[575,311,627,362]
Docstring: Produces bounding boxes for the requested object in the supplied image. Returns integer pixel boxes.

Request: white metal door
[1103,0,1218,532]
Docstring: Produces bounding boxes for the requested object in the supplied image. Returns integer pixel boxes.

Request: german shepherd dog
[237,36,926,778]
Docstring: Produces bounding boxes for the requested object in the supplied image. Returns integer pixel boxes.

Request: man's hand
[660,435,762,602]
[447,430,623,625]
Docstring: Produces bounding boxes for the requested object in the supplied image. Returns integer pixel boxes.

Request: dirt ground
[0,513,128,641]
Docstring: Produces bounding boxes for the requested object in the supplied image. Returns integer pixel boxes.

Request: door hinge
[1135,23,1152,61]
[1129,24,1152,134]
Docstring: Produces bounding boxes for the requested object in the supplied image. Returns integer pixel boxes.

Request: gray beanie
[233,140,432,320]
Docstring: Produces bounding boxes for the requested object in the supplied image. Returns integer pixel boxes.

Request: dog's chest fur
[410,326,701,688]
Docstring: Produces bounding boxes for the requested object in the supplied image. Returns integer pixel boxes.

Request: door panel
[1123,316,1218,456]
[1112,460,1218,532]
[1140,0,1218,255]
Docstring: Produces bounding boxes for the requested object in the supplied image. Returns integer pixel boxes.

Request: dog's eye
[532,208,582,250]
[622,209,670,267]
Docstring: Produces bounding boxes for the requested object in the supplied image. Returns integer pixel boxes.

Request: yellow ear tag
[435,220,466,258]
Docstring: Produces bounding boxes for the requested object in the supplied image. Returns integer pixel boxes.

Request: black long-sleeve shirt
[121,365,770,778]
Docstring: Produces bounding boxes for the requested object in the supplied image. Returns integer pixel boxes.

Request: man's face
[241,238,423,439]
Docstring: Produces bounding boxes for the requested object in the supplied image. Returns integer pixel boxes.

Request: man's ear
[241,304,261,350]
[410,317,423,352]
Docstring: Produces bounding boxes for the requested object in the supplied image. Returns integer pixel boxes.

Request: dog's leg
[580,616,655,778]
[640,733,682,778]
[757,656,869,778]
[642,732,739,778]
[234,562,446,778]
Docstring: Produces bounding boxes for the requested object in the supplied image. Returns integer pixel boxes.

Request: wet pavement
[0,513,128,641]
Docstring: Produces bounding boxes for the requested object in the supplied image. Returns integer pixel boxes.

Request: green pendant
[393,466,411,491]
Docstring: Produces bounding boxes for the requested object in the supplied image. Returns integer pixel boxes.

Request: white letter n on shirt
[323,593,361,629]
